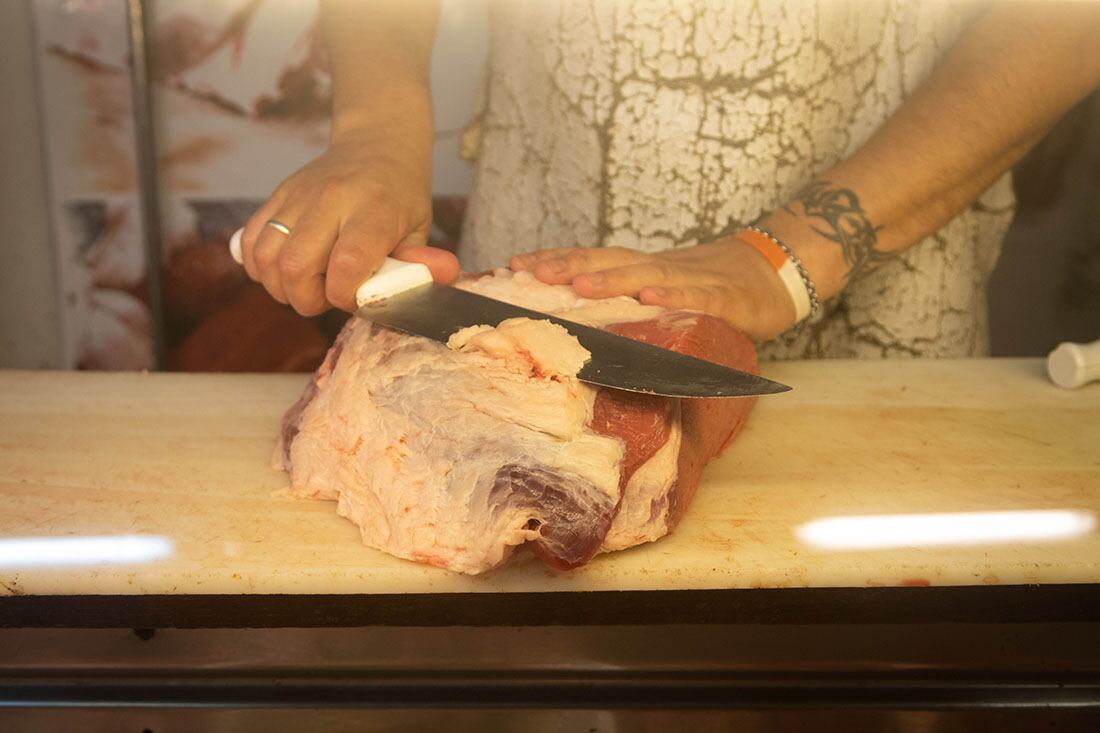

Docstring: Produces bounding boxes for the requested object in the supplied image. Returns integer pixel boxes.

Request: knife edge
[358,284,790,398]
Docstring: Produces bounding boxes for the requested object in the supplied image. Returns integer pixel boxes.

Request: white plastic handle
[229,227,244,265]
[353,257,433,307]
[1047,339,1100,389]
[227,227,432,308]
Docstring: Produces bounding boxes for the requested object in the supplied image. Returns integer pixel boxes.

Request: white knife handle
[1047,339,1100,389]
[227,227,433,308]
[229,227,245,265]
[353,257,432,307]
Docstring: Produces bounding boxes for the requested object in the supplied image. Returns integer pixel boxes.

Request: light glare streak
[0,535,174,569]
[796,510,1096,550]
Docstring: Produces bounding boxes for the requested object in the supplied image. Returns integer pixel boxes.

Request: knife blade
[229,229,790,398]
[361,283,789,398]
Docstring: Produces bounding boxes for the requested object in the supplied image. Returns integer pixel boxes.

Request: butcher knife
[229,230,789,398]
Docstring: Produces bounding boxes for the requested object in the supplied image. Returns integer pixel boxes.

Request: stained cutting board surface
[1,360,1097,595]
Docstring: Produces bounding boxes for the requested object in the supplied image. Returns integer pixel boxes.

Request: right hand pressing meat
[239,132,460,316]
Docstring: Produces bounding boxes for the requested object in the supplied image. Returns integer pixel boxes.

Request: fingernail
[582,272,605,285]
[545,259,567,273]
[512,255,531,269]
[647,287,666,298]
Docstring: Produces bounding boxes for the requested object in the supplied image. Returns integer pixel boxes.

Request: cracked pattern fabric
[460,0,1016,358]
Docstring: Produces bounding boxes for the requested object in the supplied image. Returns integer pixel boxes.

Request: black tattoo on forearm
[786,180,888,280]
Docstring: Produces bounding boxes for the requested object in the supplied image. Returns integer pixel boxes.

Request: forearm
[321,0,439,146]
[760,1,1100,301]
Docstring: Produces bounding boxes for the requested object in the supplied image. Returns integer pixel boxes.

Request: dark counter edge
[1,584,1098,628]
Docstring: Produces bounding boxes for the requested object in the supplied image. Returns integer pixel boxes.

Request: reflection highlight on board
[796,510,1096,551]
[0,535,174,569]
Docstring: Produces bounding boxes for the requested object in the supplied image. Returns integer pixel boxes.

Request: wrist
[754,207,848,302]
[329,113,434,185]
[732,226,819,326]
[709,235,799,337]
[331,79,433,147]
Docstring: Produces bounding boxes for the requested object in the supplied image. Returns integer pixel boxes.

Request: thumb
[391,243,461,284]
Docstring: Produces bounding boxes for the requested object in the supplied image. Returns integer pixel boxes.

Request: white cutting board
[0,360,1097,596]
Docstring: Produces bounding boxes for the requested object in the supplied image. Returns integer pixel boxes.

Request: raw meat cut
[275,270,758,574]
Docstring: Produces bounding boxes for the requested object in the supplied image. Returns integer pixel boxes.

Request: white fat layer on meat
[288,321,623,575]
[448,318,592,380]
[601,404,683,553]
[285,269,684,575]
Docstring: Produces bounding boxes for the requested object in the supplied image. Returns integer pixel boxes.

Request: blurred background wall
[1,0,1097,372]
[2,0,486,373]
[0,0,62,369]
[988,92,1100,357]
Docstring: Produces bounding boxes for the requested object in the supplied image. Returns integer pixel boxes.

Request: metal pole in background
[125,0,166,370]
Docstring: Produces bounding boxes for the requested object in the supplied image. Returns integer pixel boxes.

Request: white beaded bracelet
[736,225,820,323]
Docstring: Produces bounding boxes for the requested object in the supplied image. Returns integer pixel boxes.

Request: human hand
[510,237,797,340]
[239,132,459,316]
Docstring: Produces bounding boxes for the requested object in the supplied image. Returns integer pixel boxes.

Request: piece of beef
[276,270,758,574]
[597,311,758,552]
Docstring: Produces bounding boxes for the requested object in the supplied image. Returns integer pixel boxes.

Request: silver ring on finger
[265,219,292,236]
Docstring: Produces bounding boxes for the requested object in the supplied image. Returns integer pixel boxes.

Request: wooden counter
[1,359,1097,599]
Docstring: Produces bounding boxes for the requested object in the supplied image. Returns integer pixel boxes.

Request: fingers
[324,212,402,312]
[251,203,308,305]
[277,208,340,316]
[245,191,438,314]
[240,189,288,282]
[392,243,461,284]
[509,247,580,272]
[571,260,710,299]
[638,284,725,313]
[516,247,648,285]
